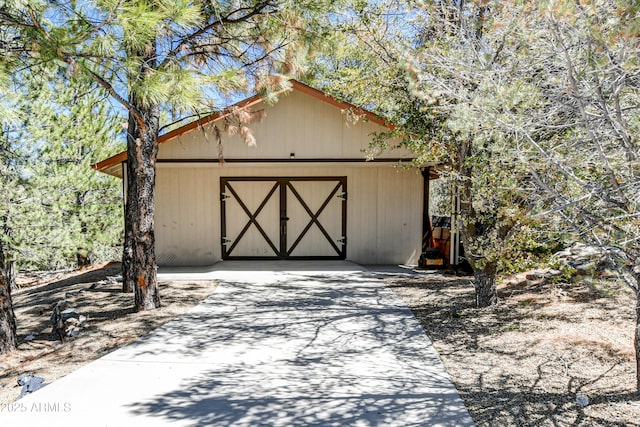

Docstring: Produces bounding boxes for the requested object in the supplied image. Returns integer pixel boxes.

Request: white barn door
[220,177,347,260]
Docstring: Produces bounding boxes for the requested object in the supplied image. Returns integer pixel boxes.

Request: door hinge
[337,236,347,245]
[338,192,347,200]
[221,237,231,246]
[220,193,230,201]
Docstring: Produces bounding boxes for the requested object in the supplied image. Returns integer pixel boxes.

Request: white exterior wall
[157,91,411,161]
[148,86,423,267]
[154,164,422,266]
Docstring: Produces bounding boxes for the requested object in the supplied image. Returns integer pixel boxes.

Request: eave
[92,80,396,177]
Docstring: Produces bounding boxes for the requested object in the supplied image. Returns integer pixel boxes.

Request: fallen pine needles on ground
[388,273,640,427]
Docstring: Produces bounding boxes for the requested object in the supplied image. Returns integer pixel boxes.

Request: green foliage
[312,1,561,281]
[429,179,451,217]
[434,1,640,285]
[1,1,343,257]
[327,0,638,284]
[3,1,342,118]
[2,0,342,311]
[7,73,124,270]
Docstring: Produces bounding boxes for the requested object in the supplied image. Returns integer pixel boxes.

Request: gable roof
[92,80,395,174]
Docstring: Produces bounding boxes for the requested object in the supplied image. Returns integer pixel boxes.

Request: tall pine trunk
[76,192,90,267]
[0,240,17,354]
[120,41,161,311]
[122,100,161,311]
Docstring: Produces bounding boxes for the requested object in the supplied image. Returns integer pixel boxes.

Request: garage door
[220,177,347,260]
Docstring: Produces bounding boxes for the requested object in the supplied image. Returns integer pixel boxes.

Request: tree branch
[160,1,275,68]
[24,7,145,130]
[552,19,630,209]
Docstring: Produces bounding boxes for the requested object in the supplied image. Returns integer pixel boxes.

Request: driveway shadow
[117,271,474,426]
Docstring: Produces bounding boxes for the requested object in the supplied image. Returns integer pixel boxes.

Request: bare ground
[0,263,217,406]
[387,272,640,426]
[2,264,639,425]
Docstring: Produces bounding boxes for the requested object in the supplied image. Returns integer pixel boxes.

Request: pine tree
[0,70,19,353]
[0,63,123,355]
[0,211,17,353]
[1,1,338,311]
[451,0,640,392]
[12,74,124,270]
[0,241,17,353]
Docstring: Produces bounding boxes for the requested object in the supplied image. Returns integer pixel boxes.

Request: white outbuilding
[95,81,434,266]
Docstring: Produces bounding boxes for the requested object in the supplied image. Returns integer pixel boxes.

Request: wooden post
[422,167,431,252]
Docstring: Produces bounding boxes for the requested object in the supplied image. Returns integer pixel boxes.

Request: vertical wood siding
[157,91,411,161]
[154,165,422,266]
[153,86,421,266]
[155,167,217,265]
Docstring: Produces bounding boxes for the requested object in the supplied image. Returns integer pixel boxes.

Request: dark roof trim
[156,157,413,164]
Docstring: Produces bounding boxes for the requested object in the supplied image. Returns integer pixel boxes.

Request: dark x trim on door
[220,177,347,260]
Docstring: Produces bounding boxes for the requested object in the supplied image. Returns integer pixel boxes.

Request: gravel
[387,273,640,427]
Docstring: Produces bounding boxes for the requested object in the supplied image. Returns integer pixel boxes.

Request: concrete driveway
[0,261,474,426]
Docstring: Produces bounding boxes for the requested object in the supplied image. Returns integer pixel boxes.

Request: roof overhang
[92,80,397,177]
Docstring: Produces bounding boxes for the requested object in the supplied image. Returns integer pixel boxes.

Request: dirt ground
[2,264,639,425]
[0,263,217,406]
[388,272,640,426]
